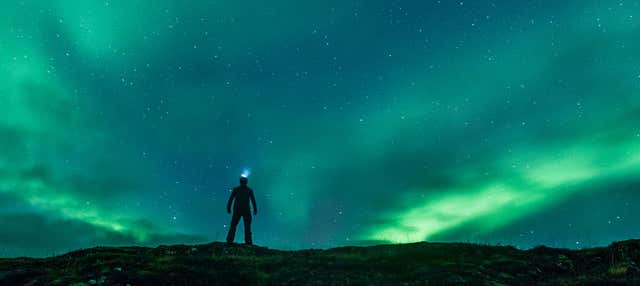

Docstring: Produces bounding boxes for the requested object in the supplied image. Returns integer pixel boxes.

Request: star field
[1,0,639,257]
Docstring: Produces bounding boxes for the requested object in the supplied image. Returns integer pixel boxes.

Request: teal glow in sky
[1,0,640,257]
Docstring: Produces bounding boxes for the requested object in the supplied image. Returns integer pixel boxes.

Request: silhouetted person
[226,176,257,244]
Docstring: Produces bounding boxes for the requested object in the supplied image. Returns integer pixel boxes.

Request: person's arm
[227,189,236,214]
[250,189,257,215]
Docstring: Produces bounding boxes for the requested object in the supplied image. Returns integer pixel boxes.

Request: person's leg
[243,213,253,245]
[226,213,241,243]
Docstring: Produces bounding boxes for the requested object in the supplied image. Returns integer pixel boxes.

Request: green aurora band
[0,1,639,256]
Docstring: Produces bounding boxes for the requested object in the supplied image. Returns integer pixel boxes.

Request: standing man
[226,176,257,244]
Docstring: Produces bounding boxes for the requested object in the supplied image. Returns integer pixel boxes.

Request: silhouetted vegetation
[2,240,640,285]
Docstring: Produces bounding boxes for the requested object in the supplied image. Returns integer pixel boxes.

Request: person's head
[240,177,248,186]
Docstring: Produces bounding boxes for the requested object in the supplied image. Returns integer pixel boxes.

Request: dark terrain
[2,239,640,285]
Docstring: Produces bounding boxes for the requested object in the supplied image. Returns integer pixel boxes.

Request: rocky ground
[2,239,640,285]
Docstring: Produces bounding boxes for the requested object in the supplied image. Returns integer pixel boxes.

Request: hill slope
[2,240,640,285]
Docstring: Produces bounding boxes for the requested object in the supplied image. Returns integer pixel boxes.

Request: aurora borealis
[1,1,640,257]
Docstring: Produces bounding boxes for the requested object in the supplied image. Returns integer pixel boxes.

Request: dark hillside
[2,240,640,285]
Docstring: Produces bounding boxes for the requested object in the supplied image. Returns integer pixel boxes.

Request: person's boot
[226,227,236,243]
[245,231,252,245]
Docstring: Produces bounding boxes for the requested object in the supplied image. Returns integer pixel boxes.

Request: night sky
[1,0,640,257]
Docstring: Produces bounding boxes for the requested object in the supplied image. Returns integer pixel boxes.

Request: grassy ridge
[2,240,640,285]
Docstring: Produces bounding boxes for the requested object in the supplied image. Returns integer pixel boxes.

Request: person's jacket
[227,185,257,214]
